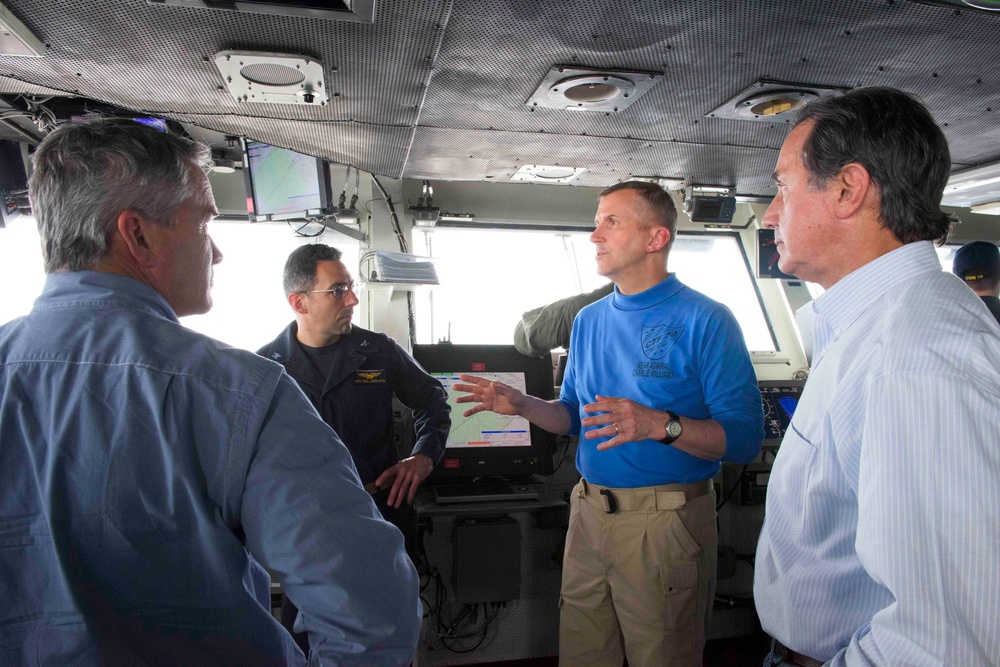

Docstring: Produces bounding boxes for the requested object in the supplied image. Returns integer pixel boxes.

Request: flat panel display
[413,344,556,480]
[432,372,532,449]
[243,140,330,219]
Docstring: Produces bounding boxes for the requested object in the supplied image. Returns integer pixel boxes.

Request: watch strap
[659,410,682,445]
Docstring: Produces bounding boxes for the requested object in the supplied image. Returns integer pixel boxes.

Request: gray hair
[283,243,343,296]
[28,116,212,273]
[795,87,953,245]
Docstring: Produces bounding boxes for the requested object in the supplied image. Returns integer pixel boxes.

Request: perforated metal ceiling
[1,0,999,196]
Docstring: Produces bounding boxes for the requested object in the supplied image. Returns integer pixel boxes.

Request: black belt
[773,639,824,667]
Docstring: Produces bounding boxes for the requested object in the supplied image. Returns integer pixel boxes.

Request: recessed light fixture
[707,80,846,123]
[215,51,328,106]
[511,164,586,183]
[633,176,686,191]
[526,66,660,113]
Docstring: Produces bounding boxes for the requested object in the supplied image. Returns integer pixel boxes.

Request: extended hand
[452,374,525,417]
[582,395,666,451]
[375,454,434,508]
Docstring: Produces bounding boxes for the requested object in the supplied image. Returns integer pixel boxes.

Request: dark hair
[283,243,343,296]
[28,116,212,273]
[795,87,953,245]
[599,180,678,251]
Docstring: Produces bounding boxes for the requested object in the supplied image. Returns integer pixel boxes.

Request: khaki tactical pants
[559,479,717,667]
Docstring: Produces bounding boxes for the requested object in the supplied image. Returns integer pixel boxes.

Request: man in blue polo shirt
[454,181,763,667]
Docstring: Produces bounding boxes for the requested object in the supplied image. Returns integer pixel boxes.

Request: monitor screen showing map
[412,344,556,480]
[431,372,533,450]
[243,140,331,219]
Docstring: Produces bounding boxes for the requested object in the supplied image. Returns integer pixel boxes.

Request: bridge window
[0,218,358,351]
[413,227,778,353]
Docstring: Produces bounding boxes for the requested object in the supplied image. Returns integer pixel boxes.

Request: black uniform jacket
[258,323,450,485]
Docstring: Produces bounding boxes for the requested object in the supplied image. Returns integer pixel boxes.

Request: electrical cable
[285,217,325,238]
[350,167,359,209]
[370,174,407,254]
[716,463,748,511]
[338,165,350,209]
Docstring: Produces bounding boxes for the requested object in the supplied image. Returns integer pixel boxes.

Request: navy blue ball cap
[953,241,1000,281]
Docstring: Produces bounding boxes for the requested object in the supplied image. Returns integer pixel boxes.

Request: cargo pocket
[657,559,701,656]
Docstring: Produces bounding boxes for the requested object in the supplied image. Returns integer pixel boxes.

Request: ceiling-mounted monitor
[242,139,332,221]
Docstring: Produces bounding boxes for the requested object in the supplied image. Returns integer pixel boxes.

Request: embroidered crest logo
[641,324,684,360]
[357,371,382,381]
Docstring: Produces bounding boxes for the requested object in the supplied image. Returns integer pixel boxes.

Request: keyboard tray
[433,481,539,504]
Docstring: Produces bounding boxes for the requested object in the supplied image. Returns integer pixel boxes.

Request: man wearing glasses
[259,243,450,653]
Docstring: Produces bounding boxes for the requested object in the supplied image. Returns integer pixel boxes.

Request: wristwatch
[659,411,683,445]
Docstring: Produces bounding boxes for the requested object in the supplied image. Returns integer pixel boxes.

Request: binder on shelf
[372,250,439,285]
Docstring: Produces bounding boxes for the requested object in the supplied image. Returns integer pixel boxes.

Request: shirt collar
[811,241,942,347]
[35,270,179,323]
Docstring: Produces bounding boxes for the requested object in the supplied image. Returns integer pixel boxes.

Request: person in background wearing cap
[952,240,1000,325]
[755,87,1000,666]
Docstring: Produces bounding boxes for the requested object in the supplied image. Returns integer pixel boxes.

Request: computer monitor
[758,379,805,450]
[412,344,556,481]
[242,139,332,221]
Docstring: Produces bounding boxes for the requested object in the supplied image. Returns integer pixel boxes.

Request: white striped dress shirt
[755,241,1000,666]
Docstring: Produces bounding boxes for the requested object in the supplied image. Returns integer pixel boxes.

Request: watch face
[667,420,683,438]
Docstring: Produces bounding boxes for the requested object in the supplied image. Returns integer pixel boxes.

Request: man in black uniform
[952,240,1000,326]
[259,243,450,652]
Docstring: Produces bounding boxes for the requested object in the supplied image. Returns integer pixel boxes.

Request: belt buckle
[599,488,617,514]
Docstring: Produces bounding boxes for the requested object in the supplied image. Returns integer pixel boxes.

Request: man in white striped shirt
[754,86,1000,666]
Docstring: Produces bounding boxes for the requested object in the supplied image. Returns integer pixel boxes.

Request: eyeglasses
[300,282,358,299]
